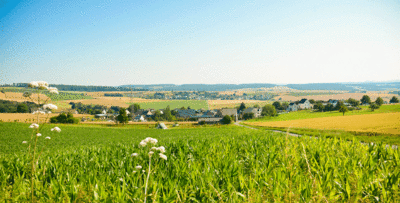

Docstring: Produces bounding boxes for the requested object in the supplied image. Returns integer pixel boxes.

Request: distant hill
[121,82,400,92]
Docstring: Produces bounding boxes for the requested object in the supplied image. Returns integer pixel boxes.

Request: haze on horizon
[1,0,399,86]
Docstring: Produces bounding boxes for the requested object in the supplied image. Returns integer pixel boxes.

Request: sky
[0,0,399,86]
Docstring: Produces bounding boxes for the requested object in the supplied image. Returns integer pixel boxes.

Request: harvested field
[0,113,93,123]
[248,112,400,135]
[0,92,50,103]
[58,97,163,108]
[274,92,398,102]
[208,100,269,109]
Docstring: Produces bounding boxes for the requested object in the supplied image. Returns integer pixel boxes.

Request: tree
[262,104,277,117]
[153,110,162,121]
[221,115,232,124]
[309,99,316,104]
[239,102,246,111]
[335,101,345,110]
[347,98,360,107]
[360,95,371,104]
[243,112,254,120]
[313,102,324,112]
[116,108,129,125]
[17,103,29,113]
[163,105,173,121]
[180,106,186,110]
[281,102,289,110]
[324,103,334,112]
[253,104,261,108]
[339,106,348,116]
[375,97,384,106]
[390,96,399,103]
[272,101,282,110]
[369,103,379,111]
[50,112,79,124]
[128,103,141,113]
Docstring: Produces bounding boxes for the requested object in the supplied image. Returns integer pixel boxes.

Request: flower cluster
[139,137,158,147]
[28,81,58,94]
[29,123,39,129]
[51,127,61,132]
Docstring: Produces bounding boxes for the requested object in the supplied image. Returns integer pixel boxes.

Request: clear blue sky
[1,0,399,86]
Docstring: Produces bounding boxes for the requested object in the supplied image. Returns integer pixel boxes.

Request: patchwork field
[247,112,400,135]
[136,100,209,110]
[0,92,49,103]
[208,99,269,109]
[0,123,399,202]
[0,113,93,123]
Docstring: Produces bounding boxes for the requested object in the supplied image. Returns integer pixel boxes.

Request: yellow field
[247,112,400,135]
[0,113,93,123]
[208,100,270,109]
[56,97,164,108]
[0,92,50,103]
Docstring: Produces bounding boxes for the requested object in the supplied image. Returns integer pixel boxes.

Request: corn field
[0,122,399,202]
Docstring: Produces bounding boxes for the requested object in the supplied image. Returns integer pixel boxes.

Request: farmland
[131,100,209,110]
[273,92,398,102]
[249,104,400,122]
[1,122,399,202]
[0,113,93,123]
[208,99,269,109]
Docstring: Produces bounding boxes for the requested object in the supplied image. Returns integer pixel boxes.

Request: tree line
[0,100,39,113]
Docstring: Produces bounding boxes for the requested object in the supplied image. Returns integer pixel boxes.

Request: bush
[221,115,232,124]
[50,112,80,124]
[198,121,206,125]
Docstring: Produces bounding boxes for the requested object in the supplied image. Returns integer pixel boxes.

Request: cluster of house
[94,107,265,124]
[286,99,355,112]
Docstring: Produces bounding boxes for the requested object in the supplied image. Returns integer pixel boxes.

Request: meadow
[131,100,209,110]
[0,122,399,202]
[249,104,400,122]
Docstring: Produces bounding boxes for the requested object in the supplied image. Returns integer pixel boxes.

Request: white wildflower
[144,137,152,143]
[135,165,142,170]
[126,109,130,114]
[157,146,166,153]
[43,104,58,110]
[28,81,39,88]
[119,178,123,182]
[151,147,157,151]
[139,141,147,147]
[36,81,49,87]
[36,133,42,137]
[131,153,138,157]
[48,87,59,94]
[22,141,28,144]
[150,138,158,144]
[142,170,145,173]
[51,127,61,132]
[29,123,39,129]
[149,151,154,155]
[45,136,51,139]
[132,171,137,174]
[32,110,46,115]
[159,153,167,160]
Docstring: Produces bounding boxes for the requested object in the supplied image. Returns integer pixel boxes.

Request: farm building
[297,99,313,109]
[287,103,298,112]
[242,108,262,118]
[156,123,168,129]
[198,117,222,124]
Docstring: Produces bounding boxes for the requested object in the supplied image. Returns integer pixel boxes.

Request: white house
[133,115,147,122]
[298,99,312,109]
[287,103,298,112]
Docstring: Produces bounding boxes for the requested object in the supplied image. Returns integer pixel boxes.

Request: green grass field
[131,100,209,110]
[248,104,400,122]
[287,92,341,97]
[45,91,93,101]
[0,122,399,202]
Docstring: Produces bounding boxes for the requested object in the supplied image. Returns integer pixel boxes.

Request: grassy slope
[130,100,209,110]
[1,122,399,202]
[248,104,400,122]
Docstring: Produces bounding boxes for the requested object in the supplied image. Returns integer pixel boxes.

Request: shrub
[50,112,80,124]
[221,115,232,124]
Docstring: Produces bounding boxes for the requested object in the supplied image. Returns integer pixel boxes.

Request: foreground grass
[248,104,400,122]
[1,123,399,202]
[129,100,209,110]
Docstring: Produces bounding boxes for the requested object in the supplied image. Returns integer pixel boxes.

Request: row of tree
[0,100,39,113]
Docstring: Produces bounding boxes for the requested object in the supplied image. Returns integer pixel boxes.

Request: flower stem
[144,155,151,203]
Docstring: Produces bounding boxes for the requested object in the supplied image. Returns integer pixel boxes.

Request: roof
[298,99,308,104]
